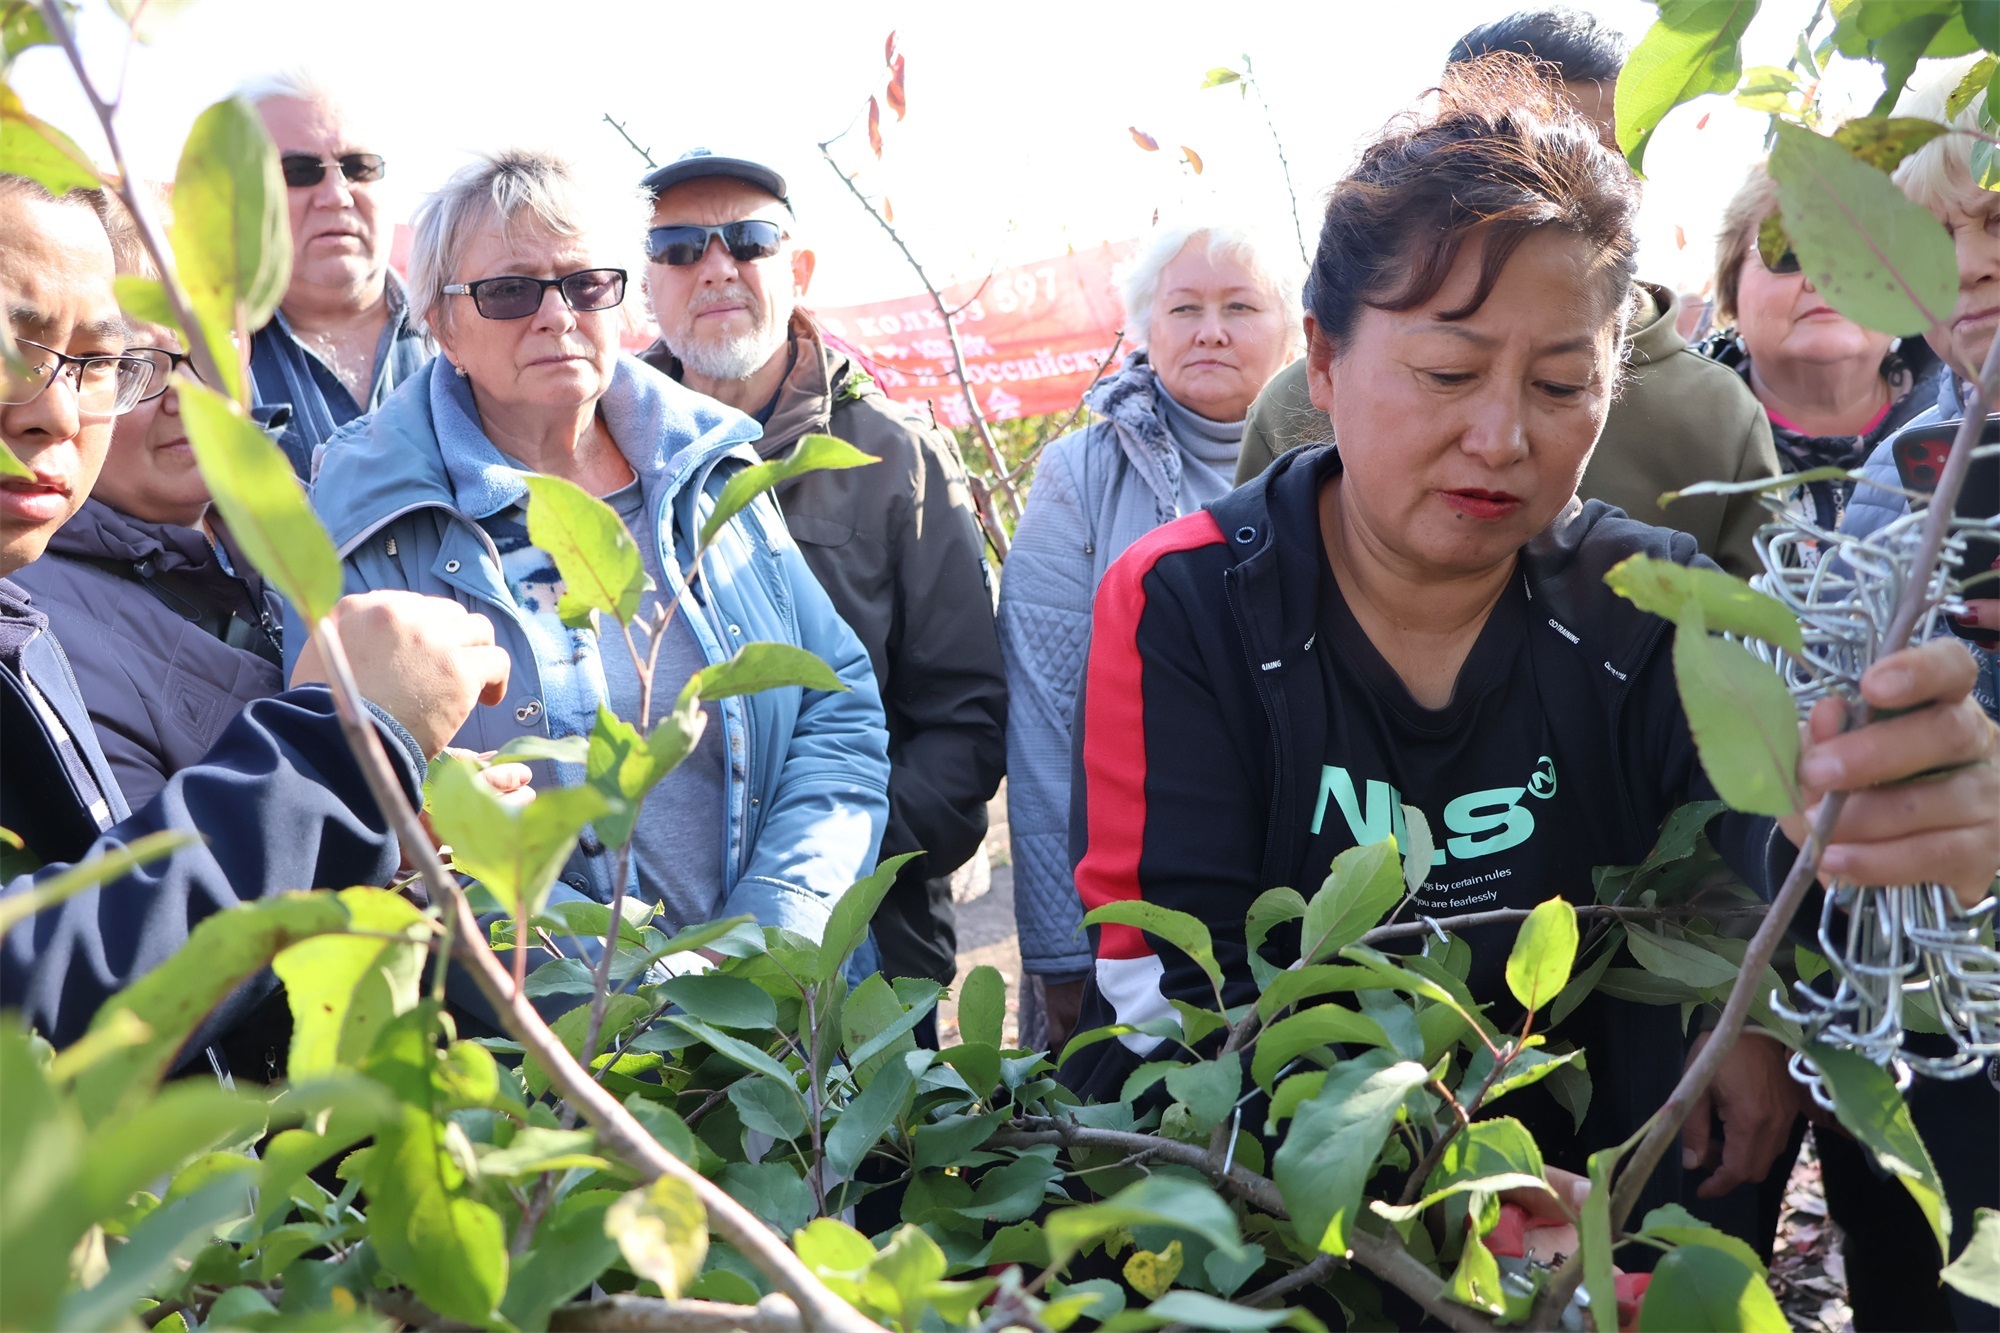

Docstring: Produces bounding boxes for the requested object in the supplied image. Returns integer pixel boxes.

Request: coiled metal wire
[1740,480,2000,1109]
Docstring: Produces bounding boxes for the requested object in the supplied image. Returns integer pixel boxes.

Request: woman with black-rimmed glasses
[300,149,890,983]
[13,208,288,810]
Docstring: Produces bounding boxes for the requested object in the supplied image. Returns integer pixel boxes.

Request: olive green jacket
[1231,285,1781,578]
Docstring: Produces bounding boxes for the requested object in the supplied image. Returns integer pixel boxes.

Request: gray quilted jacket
[996,357,1240,977]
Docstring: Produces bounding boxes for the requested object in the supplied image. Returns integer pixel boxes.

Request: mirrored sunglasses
[645,220,784,267]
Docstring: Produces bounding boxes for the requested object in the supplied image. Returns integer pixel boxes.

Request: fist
[292,591,511,759]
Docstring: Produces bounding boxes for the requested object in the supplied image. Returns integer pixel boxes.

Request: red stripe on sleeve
[1073,511,1227,962]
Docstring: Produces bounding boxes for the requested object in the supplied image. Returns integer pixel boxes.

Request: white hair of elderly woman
[1115,222,1304,356]
[406,148,642,339]
[1892,56,1987,213]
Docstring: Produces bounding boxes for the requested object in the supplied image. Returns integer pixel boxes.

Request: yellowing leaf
[170,97,289,399]
[606,1175,708,1299]
[1504,897,1579,1014]
[1832,116,1950,173]
[1181,146,1203,174]
[1615,0,1758,174]
[1124,1239,1183,1300]
[0,81,96,194]
[1129,125,1160,151]
[1201,67,1242,88]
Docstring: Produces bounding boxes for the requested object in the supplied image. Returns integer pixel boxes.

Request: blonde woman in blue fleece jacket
[297,150,890,951]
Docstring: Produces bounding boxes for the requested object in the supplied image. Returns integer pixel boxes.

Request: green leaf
[1505,897,1579,1014]
[1968,2,2000,51]
[842,971,922,1086]
[1043,1173,1247,1270]
[1833,116,1951,172]
[1165,1057,1243,1133]
[623,1093,699,1166]
[1250,1005,1393,1091]
[523,473,652,628]
[0,828,193,942]
[498,1187,620,1329]
[1272,1051,1430,1254]
[1580,1141,1621,1331]
[958,963,1005,1049]
[658,972,778,1029]
[859,1223,947,1329]
[490,734,592,765]
[1460,1043,1587,1108]
[54,1176,253,1333]
[1661,466,1860,504]
[827,1049,929,1180]
[1950,53,1999,116]
[1604,553,1804,652]
[1449,1227,1511,1317]
[1672,606,1803,817]
[1639,1236,1787,1330]
[585,699,704,849]
[1086,898,1224,994]
[1734,64,1801,113]
[1339,944,1500,1044]
[1301,838,1405,962]
[912,1109,1007,1170]
[1769,121,1958,335]
[360,1106,507,1323]
[1615,0,1760,174]
[0,1027,84,1331]
[113,274,180,334]
[816,851,922,983]
[1624,925,1742,990]
[953,1151,1061,1225]
[1808,1041,1950,1257]
[0,80,97,193]
[474,1126,613,1179]
[1942,1208,2000,1304]
[272,887,428,1078]
[728,1075,809,1140]
[1,5,65,70]
[170,97,289,399]
[700,433,876,547]
[667,1015,797,1088]
[1202,67,1242,87]
[606,1173,708,1299]
[718,1161,813,1235]
[1255,963,1389,1021]
[1244,886,1306,986]
[70,891,351,1123]
[523,993,651,1100]
[1400,804,1436,894]
[179,383,341,621]
[692,639,846,700]
[426,751,609,921]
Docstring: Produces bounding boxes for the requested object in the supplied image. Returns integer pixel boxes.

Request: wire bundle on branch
[1747,475,2000,1105]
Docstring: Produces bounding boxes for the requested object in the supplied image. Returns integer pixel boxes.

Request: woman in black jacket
[1061,58,1997,1238]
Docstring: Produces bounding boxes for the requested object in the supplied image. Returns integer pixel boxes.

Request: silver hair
[1115,223,1304,355]
[408,149,599,337]
[235,68,346,116]
[1891,56,1985,214]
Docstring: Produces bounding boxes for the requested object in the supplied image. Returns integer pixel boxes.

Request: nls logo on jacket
[1309,756,1558,866]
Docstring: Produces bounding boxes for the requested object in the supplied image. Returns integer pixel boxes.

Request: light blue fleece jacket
[293,356,891,940]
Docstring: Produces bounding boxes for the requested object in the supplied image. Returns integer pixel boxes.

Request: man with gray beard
[639,151,1006,1040]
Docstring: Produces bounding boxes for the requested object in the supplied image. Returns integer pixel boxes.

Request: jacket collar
[1086,353,1185,520]
[312,355,766,552]
[44,498,218,573]
[641,311,840,460]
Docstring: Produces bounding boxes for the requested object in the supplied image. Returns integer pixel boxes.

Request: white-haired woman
[998,223,1301,1049]
[297,150,891,988]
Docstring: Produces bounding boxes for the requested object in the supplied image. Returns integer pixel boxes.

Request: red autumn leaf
[884,30,897,66]
[1696,111,1711,130]
[887,55,907,120]
[1674,224,1687,250]
[1182,145,1203,174]
[868,96,883,158]
[1129,126,1159,151]
[883,197,895,223]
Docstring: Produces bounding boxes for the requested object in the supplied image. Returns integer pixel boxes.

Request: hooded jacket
[1060,444,1790,1182]
[12,501,283,810]
[996,355,1240,979]
[0,578,419,1057]
[300,357,890,939]
[1233,285,1783,580]
[643,320,1005,985]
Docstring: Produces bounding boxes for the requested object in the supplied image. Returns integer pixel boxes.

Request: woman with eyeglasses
[1702,161,1945,537]
[12,213,288,810]
[301,149,890,963]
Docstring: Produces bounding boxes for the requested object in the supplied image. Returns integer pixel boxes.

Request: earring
[1888,337,1903,353]
[453,362,468,378]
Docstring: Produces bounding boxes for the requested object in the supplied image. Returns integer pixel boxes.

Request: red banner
[815,240,1135,425]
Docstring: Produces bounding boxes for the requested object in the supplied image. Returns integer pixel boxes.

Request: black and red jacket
[1060,444,1788,1179]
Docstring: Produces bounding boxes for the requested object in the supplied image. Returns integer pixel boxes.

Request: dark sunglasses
[1764,248,1802,276]
[645,220,783,267]
[280,153,387,188]
[441,268,628,321]
[129,347,203,401]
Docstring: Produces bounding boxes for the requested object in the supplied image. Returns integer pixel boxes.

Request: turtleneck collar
[1152,373,1245,465]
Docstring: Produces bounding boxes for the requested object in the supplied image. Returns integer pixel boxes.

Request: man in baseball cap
[639,149,1006,1038]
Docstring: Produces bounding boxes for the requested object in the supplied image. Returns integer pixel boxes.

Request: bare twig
[1358,901,1763,944]
[1002,331,1128,483]
[1241,1253,1341,1308]
[552,1293,807,1331]
[602,113,657,169]
[1240,57,1309,268]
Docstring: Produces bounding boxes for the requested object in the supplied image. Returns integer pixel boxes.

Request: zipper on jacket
[1225,566,1292,886]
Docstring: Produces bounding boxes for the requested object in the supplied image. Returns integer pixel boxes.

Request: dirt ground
[937,783,1855,1320]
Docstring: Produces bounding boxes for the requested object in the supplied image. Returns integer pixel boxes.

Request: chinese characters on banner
[814,240,1135,425]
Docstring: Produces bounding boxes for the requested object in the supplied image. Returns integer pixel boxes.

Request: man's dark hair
[1309,54,1639,346]
[1448,7,1627,84]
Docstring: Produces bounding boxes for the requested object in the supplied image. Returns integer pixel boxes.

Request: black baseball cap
[641,148,792,214]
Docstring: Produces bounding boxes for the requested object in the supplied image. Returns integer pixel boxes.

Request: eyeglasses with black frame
[280,153,387,189]
[2,340,156,417]
[441,269,629,321]
[128,347,205,401]
[645,220,784,267]
[1764,248,1802,276]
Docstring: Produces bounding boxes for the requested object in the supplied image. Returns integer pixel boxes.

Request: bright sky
[13,0,1879,309]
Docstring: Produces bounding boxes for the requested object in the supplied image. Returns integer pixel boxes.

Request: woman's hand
[1681,1029,1804,1198]
[1782,637,1999,908]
